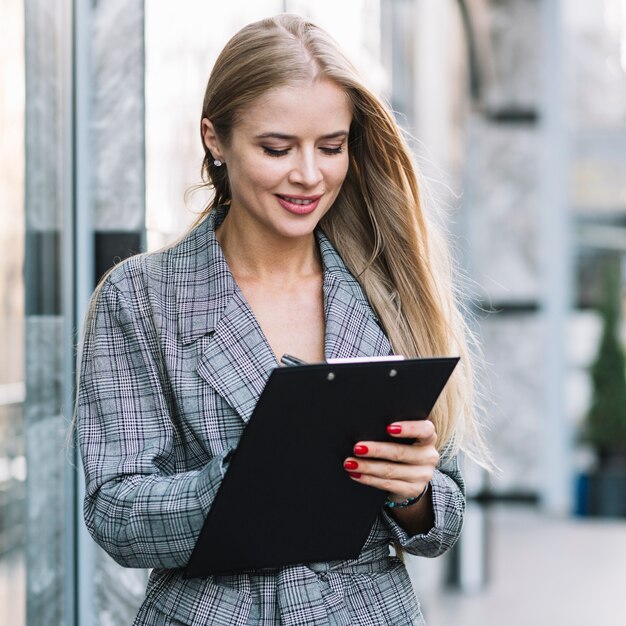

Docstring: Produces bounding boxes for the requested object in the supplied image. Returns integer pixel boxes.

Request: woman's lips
[276,194,322,215]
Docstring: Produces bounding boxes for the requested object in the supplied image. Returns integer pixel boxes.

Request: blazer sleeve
[381,454,465,557]
[77,278,228,570]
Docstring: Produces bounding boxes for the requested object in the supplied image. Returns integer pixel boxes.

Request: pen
[280,354,308,367]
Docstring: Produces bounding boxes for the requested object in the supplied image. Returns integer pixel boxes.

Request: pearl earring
[213,159,223,167]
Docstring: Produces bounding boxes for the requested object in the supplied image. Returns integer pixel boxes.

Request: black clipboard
[184,356,459,577]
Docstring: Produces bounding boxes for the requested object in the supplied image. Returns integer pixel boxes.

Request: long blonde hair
[199,14,489,466]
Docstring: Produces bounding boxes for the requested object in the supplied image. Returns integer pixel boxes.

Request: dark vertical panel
[24,232,62,316]
[94,232,143,285]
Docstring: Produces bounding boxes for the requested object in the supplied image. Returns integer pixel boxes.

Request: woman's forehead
[234,79,352,137]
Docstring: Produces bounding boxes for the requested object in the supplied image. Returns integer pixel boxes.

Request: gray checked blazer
[77,206,465,626]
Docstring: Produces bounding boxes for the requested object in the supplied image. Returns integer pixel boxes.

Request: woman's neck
[215,213,322,283]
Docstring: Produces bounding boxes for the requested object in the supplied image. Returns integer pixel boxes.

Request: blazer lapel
[173,208,277,424]
[318,231,393,361]
[196,291,278,424]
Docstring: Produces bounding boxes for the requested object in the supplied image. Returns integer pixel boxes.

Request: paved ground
[407,504,626,626]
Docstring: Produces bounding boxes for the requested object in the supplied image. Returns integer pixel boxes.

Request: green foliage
[585,262,626,459]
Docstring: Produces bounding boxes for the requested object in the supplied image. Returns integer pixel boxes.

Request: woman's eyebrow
[254,130,349,140]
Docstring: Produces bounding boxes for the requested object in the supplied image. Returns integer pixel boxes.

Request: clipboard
[184,355,459,577]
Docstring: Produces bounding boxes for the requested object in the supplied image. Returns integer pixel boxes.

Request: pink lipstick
[276,194,322,215]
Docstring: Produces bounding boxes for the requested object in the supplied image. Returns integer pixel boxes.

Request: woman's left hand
[343,419,439,504]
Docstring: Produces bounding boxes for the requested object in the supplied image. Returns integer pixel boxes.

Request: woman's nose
[288,151,323,188]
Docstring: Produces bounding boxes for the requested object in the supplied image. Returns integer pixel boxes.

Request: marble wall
[478,313,546,493]
[24,319,67,625]
[464,0,546,495]
[482,0,540,112]
[464,115,542,305]
[92,0,146,234]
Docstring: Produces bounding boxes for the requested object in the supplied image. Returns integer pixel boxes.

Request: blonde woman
[77,14,487,626]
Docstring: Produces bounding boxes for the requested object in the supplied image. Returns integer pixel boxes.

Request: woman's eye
[320,145,345,155]
[262,144,345,157]
[263,146,289,157]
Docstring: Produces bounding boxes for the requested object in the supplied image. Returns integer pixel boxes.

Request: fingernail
[387,424,402,435]
[348,472,362,479]
[354,445,369,455]
[344,460,359,470]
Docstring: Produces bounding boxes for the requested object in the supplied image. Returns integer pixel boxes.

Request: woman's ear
[201,118,224,162]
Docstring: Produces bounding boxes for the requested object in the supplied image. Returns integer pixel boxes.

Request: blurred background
[1,0,626,624]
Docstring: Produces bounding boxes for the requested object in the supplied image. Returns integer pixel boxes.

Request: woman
[77,14,487,626]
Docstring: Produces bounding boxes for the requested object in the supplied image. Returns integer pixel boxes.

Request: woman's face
[202,79,352,242]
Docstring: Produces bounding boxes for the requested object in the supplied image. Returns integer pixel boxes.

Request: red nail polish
[344,460,359,470]
[348,472,362,478]
[387,424,402,435]
[354,445,369,455]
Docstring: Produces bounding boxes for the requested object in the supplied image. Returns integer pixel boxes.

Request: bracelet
[384,483,429,509]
